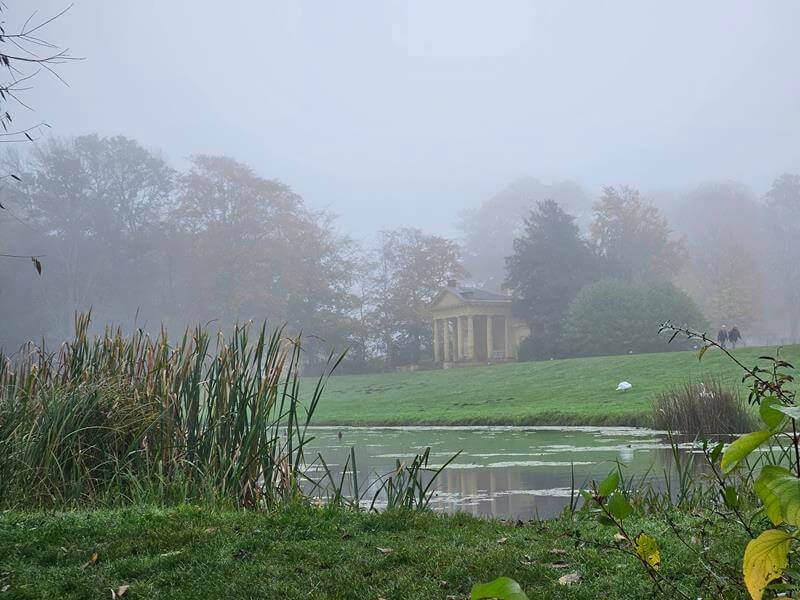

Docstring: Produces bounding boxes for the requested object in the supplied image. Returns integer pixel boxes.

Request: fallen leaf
[613,533,627,542]
[376,547,393,555]
[497,536,508,544]
[550,548,567,555]
[558,572,582,586]
[1,585,8,593]
[203,527,218,534]
[110,584,129,599]
[159,550,182,558]
[546,561,570,569]
[81,552,99,569]
[437,580,448,588]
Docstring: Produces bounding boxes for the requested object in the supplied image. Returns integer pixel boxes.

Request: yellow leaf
[558,572,581,586]
[743,529,793,600]
[633,532,661,571]
[81,551,99,569]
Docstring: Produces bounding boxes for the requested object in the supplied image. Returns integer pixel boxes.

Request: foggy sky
[24,1,800,239]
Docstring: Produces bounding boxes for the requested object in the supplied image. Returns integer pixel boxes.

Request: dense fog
[1,1,799,371]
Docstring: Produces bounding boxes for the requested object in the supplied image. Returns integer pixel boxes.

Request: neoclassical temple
[429,281,530,367]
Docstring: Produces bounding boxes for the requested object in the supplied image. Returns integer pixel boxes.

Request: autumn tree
[169,155,359,367]
[504,200,597,359]
[589,186,687,282]
[671,181,766,330]
[765,173,800,340]
[367,228,465,365]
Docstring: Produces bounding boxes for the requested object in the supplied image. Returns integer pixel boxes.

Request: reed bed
[652,378,755,436]
[0,313,346,509]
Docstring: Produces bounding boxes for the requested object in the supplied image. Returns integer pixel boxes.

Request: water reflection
[303,425,700,519]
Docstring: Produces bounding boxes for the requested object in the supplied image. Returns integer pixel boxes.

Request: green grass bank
[310,345,800,427]
[0,504,749,599]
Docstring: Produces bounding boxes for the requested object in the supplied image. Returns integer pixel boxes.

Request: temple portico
[429,281,530,368]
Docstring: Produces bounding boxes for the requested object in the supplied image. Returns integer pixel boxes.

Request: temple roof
[430,285,511,311]
[443,286,509,302]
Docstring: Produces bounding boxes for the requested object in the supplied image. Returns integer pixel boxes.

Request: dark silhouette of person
[729,326,741,348]
[717,325,728,349]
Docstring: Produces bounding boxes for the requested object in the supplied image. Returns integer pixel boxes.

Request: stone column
[433,319,441,363]
[466,315,474,361]
[456,316,465,361]
[486,314,493,359]
[443,318,451,362]
[504,315,513,359]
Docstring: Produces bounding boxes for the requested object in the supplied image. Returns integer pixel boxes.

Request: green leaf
[774,405,800,421]
[723,485,739,509]
[607,492,633,520]
[721,431,773,474]
[760,397,785,430]
[471,577,529,600]
[709,441,725,464]
[597,471,620,496]
[743,529,793,600]
[754,465,800,526]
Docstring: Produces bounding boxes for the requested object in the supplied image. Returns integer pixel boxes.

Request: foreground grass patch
[0,504,751,599]
[309,345,800,427]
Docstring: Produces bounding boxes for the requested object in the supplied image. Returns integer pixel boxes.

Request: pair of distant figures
[717,325,742,349]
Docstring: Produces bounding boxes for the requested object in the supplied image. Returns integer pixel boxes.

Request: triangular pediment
[431,289,464,310]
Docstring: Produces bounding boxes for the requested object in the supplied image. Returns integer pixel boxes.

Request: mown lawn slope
[309,345,800,427]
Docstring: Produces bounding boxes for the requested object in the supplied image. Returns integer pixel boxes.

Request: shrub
[561,279,707,357]
[652,378,755,435]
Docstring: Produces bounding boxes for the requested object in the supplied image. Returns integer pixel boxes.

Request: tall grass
[0,313,345,509]
[652,378,755,436]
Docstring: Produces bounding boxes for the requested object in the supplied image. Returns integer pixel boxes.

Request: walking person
[729,326,741,349]
[717,325,728,349]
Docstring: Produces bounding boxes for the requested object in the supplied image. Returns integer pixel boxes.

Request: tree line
[497,180,800,359]
[1,134,798,371]
[0,135,463,373]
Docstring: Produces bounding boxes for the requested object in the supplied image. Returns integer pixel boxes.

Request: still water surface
[304,426,693,519]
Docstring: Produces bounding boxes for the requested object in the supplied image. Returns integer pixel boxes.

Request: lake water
[303,426,696,519]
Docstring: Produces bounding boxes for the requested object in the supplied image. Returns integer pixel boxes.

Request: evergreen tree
[504,200,596,359]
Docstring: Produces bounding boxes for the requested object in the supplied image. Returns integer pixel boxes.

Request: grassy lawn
[309,345,800,427]
[0,504,750,599]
